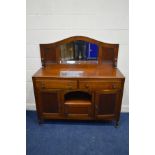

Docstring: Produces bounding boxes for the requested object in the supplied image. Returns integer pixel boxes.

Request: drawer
[36,80,77,89]
[64,101,92,118]
[79,80,121,90]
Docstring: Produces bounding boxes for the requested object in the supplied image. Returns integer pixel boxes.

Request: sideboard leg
[38,118,44,124]
[64,106,68,117]
[115,121,119,128]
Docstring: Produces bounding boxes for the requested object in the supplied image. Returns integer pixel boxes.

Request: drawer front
[79,80,121,90]
[36,80,77,89]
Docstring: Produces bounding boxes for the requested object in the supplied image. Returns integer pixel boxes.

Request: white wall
[26,0,129,112]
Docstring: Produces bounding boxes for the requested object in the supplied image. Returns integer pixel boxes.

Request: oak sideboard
[32,36,125,127]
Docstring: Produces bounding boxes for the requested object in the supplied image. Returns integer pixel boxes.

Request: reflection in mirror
[60,40,98,64]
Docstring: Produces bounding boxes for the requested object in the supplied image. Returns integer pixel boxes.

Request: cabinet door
[95,89,120,119]
[38,89,62,118]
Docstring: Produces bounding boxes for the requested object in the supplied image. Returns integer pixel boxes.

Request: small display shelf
[64,91,92,101]
[64,91,92,117]
[64,91,92,105]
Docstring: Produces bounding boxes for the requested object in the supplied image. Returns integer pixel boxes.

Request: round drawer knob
[67,83,73,89]
[112,84,116,89]
[41,83,45,88]
[85,84,89,89]
[68,86,73,89]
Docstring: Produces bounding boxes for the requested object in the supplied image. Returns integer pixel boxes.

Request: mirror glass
[60,40,99,64]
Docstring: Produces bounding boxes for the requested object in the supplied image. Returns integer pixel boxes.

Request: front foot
[38,118,44,125]
[115,121,119,128]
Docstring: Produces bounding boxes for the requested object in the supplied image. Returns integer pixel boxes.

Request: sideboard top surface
[33,64,125,79]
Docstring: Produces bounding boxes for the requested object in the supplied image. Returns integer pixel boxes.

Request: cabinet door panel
[96,93,116,115]
[95,90,120,117]
[40,91,59,113]
[38,89,61,114]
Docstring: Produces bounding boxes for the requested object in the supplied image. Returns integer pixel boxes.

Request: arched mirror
[60,40,99,64]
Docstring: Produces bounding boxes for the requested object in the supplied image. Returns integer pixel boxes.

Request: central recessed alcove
[64,91,91,101]
[64,91,92,115]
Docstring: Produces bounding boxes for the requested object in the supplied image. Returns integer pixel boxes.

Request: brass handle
[68,86,73,89]
[112,84,116,89]
[67,83,73,89]
[95,105,98,113]
[85,84,89,89]
[41,83,45,89]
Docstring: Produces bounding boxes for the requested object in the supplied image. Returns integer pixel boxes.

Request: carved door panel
[95,89,120,119]
[38,89,62,116]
